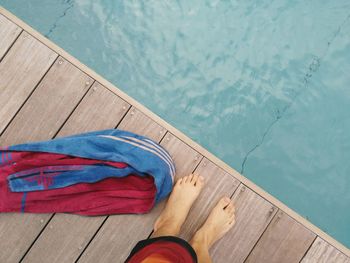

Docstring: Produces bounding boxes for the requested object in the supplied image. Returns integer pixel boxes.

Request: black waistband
[125,235,198,262]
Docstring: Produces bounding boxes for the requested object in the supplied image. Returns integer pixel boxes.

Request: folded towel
[0,129,175,216]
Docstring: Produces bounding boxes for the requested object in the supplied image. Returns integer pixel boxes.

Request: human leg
[190,197,236,263]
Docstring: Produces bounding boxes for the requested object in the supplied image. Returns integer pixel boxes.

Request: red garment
[126,236,197,263]
[0,151,157,215]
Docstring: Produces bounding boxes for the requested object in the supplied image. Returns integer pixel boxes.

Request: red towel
[0,152,156,215]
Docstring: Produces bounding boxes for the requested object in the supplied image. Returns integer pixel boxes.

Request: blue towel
[6,129,175,203]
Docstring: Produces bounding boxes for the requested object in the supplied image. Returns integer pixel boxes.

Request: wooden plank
[0,57,93,263]
[118,106,165,141]
[245,210,316,263]
[0,214,50,263]
[0,31,57,134]
[57,82,130,137]
[302,237,350,263]
[21,84,131,263]
[78,131,202,263]
[179,158,240,241]
[22,214,106,263]
[0,56,93,145]
[0,14,22,59]
[210,184,277,263]
[160,132,203,181]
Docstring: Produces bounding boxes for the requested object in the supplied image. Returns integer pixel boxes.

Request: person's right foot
[190,197,235,249]
[152,173,205,237]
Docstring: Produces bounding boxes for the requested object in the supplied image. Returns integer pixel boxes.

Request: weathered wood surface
[0,57,93,145]
[245,210,316,263]
[0,56,92,263]
[0,14,22,59]
[21,83,130,263]
[302,237,350,263]
[0,32,57,134]
[57,82,130,137]
[118,106,166,142]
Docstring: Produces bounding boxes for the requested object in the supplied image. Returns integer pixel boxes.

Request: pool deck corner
[0,6,349,263]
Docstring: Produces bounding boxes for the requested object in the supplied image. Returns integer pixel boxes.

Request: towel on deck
[0,129,175,216]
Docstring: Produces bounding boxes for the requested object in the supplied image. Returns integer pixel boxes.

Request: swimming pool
[1,0,349,248]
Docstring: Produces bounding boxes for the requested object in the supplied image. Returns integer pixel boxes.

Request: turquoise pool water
[1,0,349,247]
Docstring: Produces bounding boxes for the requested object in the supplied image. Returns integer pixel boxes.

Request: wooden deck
[0,8,349,263]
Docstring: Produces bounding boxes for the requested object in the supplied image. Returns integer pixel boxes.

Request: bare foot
[190,197,235,249]
[152,174,205,237]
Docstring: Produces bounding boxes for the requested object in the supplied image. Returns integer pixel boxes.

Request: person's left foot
[152,174,205,237]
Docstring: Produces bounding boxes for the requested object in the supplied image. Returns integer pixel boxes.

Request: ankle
[190,228,211,249]
[190,233,212,263]
[154,217,181,237]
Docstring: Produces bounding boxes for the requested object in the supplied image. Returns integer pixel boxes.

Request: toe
[182,175,190,183]
[229,217,236,225]
[191,173,199,184]
[230,203,236,214]
[218,196,231,209]
[188,173,194,183]
[225,202,234,211]
[176,178,183,186]
[186,174,193,183]
[226,205,235,216]
[225,202,232,212]
[195,176,205,187]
